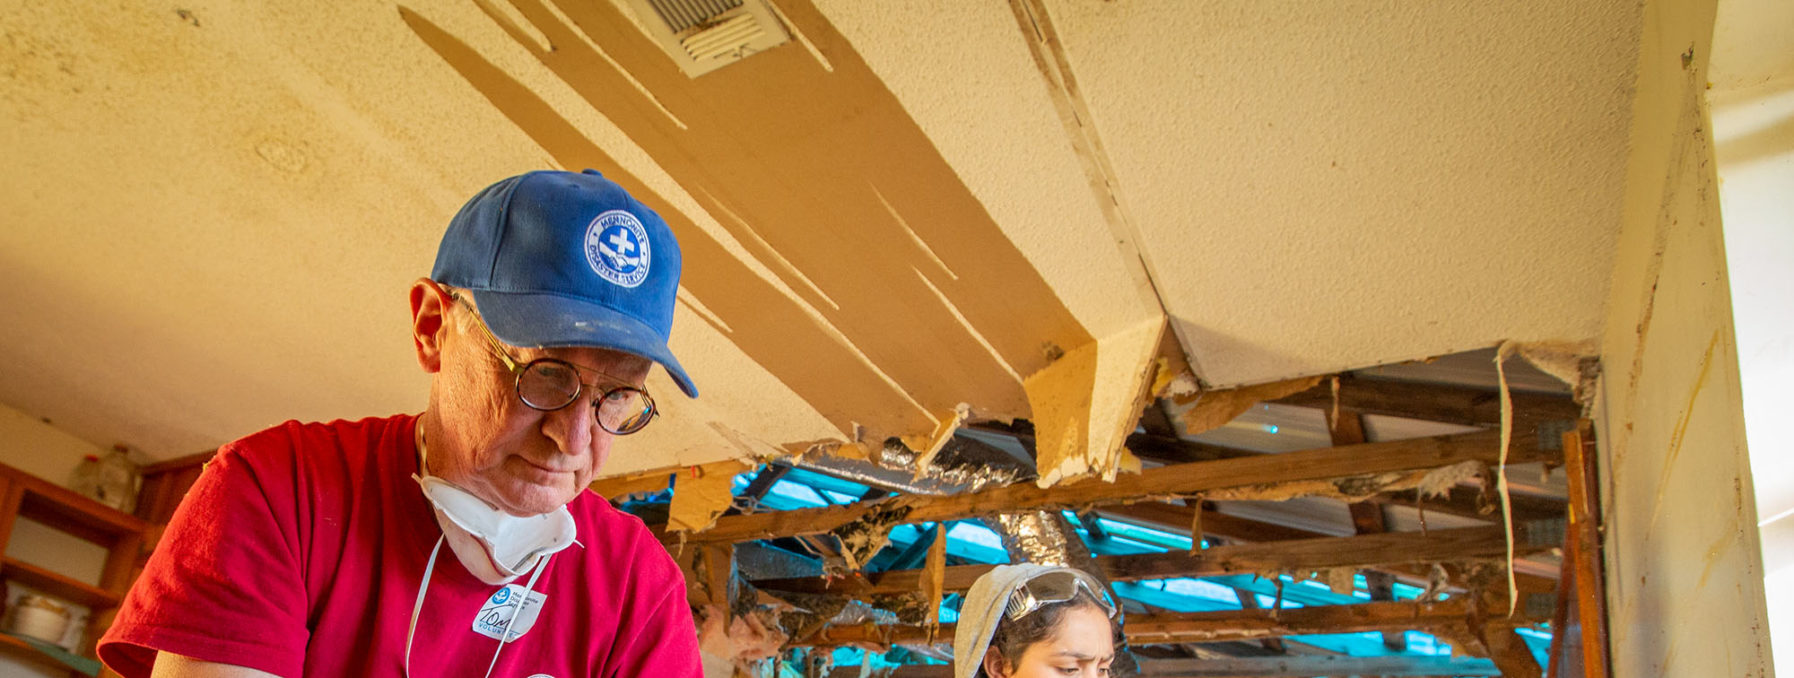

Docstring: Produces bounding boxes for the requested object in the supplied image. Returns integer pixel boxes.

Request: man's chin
[492,484,576,516]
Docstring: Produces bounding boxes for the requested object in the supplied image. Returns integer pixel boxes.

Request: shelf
[0,631,101,676]
[0,462,146,678]
[2,558,121,608]
[2,464,146,548]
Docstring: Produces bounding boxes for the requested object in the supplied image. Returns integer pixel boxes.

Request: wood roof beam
[1097,502,1329,544]
[967,421,1261,465]
[674,429,1559,545]
[1087,502,1559,595]
[795,598,1489,648]
[822,654,1506,677]
[1379,483,1566,522]
[1270,375,1580,428]
[751,525,1549,598]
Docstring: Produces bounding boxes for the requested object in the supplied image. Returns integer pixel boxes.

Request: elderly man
[98,170,703,677]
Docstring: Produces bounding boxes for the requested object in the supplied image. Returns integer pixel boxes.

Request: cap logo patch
[585,210,651,288]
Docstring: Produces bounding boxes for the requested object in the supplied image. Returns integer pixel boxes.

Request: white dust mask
[413,474,577,585]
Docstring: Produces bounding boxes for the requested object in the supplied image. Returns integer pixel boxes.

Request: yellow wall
[1596,0,1774,673]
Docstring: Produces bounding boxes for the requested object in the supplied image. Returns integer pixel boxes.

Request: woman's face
[982,605,1115,677]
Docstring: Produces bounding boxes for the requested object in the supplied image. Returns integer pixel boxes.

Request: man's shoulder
[566,494,681,576]
[566,492,654,540]
[223,414,415,461]
[209,415,416,496]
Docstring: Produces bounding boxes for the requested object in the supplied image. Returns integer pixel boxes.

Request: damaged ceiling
[0,0,1636,480]
[622,349,1581,674]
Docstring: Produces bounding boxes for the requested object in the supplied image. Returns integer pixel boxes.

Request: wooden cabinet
[0,463,148,677]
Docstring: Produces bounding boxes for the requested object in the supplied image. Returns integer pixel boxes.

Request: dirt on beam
[1088,502,1560,597]
[1271,375,1582,427]
[1097,502,1326,543]
[1131,655,1503,677]
[819,655,1509,678]
[670,429,1559,546]
[793,598,1490,648]
[750,525,1547,598]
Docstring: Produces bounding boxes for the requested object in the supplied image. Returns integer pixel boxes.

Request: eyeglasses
[1004,569,1119,622]
[450,295,657,435]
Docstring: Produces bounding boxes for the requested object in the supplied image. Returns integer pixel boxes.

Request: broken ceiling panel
[607,354,1572,672]
[669,459,756,533]
[1028,315,1165,487]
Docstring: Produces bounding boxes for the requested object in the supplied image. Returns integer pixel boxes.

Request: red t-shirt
[98,415,700,678]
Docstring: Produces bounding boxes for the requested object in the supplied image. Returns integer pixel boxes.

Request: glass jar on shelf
[69,444,140,512]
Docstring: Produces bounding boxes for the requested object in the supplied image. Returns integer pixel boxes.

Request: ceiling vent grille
[626,0,791,78]
[648,0,739,33]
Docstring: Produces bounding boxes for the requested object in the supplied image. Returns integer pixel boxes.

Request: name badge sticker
[472,584,548,642]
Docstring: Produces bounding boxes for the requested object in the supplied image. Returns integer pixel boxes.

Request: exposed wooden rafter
[821,655,1506,678]
[1550,421,1610,676]
[1270,375,1580,428]
[1089,502,1561,595]
[1379,483,1565,523]
[967,420,1259,466]
[1333,408,1407,652]
[1230,587,1288,653]
[1097,502,1331,544]
[792,598,1497,647]
[673,429,1559,545]
[1132,655,1503,677]
[752,526,1545,598]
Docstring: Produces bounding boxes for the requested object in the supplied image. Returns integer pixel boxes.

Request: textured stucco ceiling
[0,0,1638,468]
[1037,0,1638,386]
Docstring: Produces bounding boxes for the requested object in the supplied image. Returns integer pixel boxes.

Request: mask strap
[481,552,553,678]
[405,535,446,678]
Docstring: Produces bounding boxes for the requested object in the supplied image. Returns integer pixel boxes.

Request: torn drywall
[1491,339,1592,616]
[1027,316,1165,488]
[669,459,756,533]
[1505,340,1601,406]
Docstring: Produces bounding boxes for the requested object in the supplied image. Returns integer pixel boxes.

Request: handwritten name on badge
[472,584,547,642]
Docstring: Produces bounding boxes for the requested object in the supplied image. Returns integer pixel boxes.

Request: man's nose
[541,397,603,453]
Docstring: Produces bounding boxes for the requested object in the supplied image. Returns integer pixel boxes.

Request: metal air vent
[625,0,791,78]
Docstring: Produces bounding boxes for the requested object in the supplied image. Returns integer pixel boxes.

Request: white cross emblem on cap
[584,210,651,288]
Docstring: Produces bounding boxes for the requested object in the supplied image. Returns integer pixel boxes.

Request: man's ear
[981,647,1011,678]
[410,278,449,373]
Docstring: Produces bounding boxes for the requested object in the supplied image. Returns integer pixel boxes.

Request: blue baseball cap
[431,169,696,397]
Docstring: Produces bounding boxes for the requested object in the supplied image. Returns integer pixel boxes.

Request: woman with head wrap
[954,564,1121,678]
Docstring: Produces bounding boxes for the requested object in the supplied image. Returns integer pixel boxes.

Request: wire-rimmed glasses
[450,295,657,435]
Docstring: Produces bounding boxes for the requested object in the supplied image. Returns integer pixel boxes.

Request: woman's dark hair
[984,589,1120,672]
